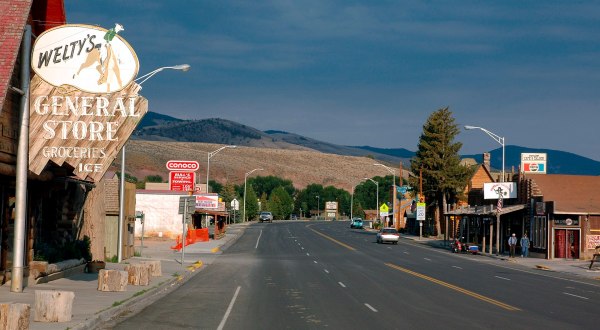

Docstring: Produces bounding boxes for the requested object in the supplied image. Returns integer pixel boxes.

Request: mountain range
[132,112,600,176]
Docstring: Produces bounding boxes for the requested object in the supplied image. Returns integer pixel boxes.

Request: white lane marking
[314,260,318,264]
[364,303,378,312]
[452,266,462,269]
[403,252,409,255]
[338,282,346,288]
[495,276,511,281]
[563,292,589,300]
[324,269,329,274]
[424,258,432,261]
[301,247,305,250]
[255,230,262,249]
[306,253,310,256]
[217,286,241,330]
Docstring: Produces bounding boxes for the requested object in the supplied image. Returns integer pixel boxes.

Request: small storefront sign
[553,218,579,226]
[169,171,195,192]
[586,235,600,249]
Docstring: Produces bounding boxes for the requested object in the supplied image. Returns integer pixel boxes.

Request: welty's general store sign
[29,24,147,182]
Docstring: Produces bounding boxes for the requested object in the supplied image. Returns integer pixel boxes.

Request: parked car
[377,227,399,244]
[350,218,364,229]
[259,211,273,223]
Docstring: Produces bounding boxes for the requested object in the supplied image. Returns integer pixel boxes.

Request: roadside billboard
[483,182,517,199]
[521,153,547,174]
[195,194,219,209]
[169,171,196,192]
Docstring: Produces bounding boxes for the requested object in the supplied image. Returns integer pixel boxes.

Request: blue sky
[65,1,600,161]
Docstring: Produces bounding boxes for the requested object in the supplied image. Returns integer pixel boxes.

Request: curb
[76,224,250,329]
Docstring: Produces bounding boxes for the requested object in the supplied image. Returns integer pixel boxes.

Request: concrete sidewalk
[399,233,600,282]
[0,222,251,330]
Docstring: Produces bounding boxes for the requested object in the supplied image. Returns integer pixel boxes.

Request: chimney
[483,152,491,170]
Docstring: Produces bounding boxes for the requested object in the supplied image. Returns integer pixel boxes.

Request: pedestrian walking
[520,234,530,258]
[508,233,517,258]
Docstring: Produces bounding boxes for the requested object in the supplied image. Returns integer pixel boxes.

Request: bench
[589,246,600,270]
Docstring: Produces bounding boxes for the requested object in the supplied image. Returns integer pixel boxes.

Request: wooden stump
[97,269,128,292]
[124,264,151,286]
[141,260,162,277]
[33,290,74,322]
[0,303,30,330]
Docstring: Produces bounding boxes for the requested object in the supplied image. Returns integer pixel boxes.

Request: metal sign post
[179,196,196,266]
[417,202,426,240]
[136,211,145,257]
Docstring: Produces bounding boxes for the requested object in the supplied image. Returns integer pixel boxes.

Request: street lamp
[464,125,505,256]
[206,145,236,193]
[243,168,263,222]
[118,64,190,263]
[134,64,191,86]
[315,195,320,219]
[374,163,396,224]
[464,126,505,183]
[363,178,379,225]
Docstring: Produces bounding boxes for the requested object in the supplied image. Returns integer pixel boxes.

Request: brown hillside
[114,141,403,191]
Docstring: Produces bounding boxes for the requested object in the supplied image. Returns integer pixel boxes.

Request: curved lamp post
[243,168,263,221]
[464,125,505,256]
[374,163,396,224]
[206,145,236,193]
[315,195,320,219]
[118,64,190,263]
[363,178,379,225]
[135,64,191,86]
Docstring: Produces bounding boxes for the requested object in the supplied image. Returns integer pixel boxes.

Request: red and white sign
[195,194,219,209]
[166,160,200,171]
[169,171,195,192]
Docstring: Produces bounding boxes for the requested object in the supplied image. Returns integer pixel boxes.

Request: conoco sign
[28,24,147,182]
[166,160,200,171]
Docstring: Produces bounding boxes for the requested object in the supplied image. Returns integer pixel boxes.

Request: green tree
[252,175,295,198]
[220,182,238,205]
[268,186,294,220]
[243,185,259,221]
[409,107,469,237]
[145,175,163,183]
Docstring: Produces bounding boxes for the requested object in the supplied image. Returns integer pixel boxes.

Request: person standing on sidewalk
[520,234,530,258]
[508,233,517,258]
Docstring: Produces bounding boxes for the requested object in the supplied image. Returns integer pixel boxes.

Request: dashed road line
[563,292,589,300]
[324,269,330,274]
[424,258,431,261]
[217,286,241,330]
[495,276,511,281]
[255,230,262,249]
[452,266,462,269]
[338,282,346,288]
[364,303,378,312]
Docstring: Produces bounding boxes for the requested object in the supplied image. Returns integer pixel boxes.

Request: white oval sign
[31,24,139,94]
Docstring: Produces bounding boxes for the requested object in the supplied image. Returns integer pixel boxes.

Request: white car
[376,227,399,244]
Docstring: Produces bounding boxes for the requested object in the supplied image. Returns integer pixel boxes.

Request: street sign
[397,185,410,195]
[231,199,240,211]
[379,203,389,213]
[416,202,426,221]
[178,196,196,214]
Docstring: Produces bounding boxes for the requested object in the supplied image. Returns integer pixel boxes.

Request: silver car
[376,227,399,244]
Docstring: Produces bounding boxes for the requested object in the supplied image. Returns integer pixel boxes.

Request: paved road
[114,221,600,329]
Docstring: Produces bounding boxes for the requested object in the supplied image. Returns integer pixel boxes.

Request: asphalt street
[114,221,600,329]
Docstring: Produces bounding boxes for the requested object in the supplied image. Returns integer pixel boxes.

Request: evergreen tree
[243,185,259,221]
[268,186,294,220]
[410,107,469,237]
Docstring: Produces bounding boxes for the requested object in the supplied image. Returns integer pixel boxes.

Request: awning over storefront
[196,209,228,217]
[445,204,526,216]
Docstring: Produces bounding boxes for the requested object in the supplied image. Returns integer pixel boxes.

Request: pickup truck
[259,211,273,223]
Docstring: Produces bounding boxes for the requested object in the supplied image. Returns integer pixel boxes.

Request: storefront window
[531,216,547,249]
